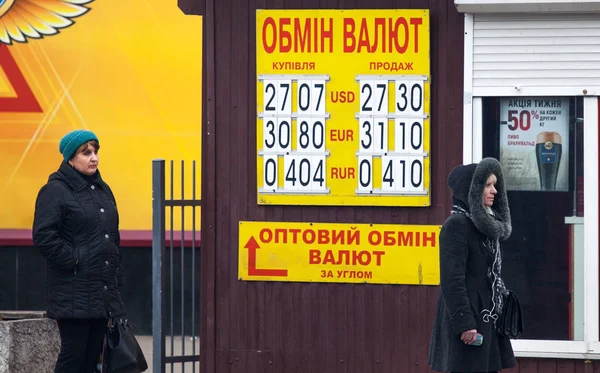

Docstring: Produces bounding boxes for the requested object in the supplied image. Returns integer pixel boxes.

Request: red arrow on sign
[244,236,288,277]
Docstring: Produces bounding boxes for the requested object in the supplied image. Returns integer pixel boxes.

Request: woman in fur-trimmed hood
[428,157,516,373]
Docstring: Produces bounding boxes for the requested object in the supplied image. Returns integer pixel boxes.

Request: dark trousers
[55,319,107,373]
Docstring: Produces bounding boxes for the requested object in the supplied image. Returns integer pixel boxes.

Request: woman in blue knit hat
[33,129,126,373]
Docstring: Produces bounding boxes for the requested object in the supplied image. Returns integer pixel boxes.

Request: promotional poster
[499,97,570,191]
[0,1,202,231]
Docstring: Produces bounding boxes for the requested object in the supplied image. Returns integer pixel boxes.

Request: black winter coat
[428,214,515,372]
[33,162,126,320]
[428,158,516,372]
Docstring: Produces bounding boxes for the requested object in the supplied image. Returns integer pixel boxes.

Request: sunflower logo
[0,0,93,44]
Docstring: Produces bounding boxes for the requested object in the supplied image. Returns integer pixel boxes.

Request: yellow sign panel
[256,10,431,206]
[238,221,440,285]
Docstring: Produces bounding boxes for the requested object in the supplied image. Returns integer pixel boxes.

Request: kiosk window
[482,96,584,340]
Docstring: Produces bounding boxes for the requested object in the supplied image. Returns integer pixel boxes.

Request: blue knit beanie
[59,130,99,161]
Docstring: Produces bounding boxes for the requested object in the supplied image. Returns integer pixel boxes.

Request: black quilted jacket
[33,161,126,320]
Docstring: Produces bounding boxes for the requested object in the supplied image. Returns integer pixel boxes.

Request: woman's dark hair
[69,140,100,160]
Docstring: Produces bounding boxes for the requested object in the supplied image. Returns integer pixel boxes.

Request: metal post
[15,250,19,309]
[169,161,174,372]
[180,160,185,373]
[191,160,197,373]
[152,159,166,373]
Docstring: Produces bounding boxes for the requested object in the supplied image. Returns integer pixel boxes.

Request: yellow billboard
[238,221,440,285]
[256,10,431,206]
[0,1,202,231]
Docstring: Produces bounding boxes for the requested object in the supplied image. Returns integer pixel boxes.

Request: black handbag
[497,290,524,338]
[105,318,148,373]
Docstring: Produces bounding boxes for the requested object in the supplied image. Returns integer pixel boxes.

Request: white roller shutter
[472,13,600,96]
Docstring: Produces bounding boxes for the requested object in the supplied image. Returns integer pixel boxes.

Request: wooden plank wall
[196,0,464,372]
[184,0,600,372]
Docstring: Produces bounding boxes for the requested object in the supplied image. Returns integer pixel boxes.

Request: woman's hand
[461,329,478,344]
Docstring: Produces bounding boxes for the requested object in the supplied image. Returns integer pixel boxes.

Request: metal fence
[152,159,201,373]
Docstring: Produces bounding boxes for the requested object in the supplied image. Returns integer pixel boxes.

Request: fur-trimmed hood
[447,158,512,240]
